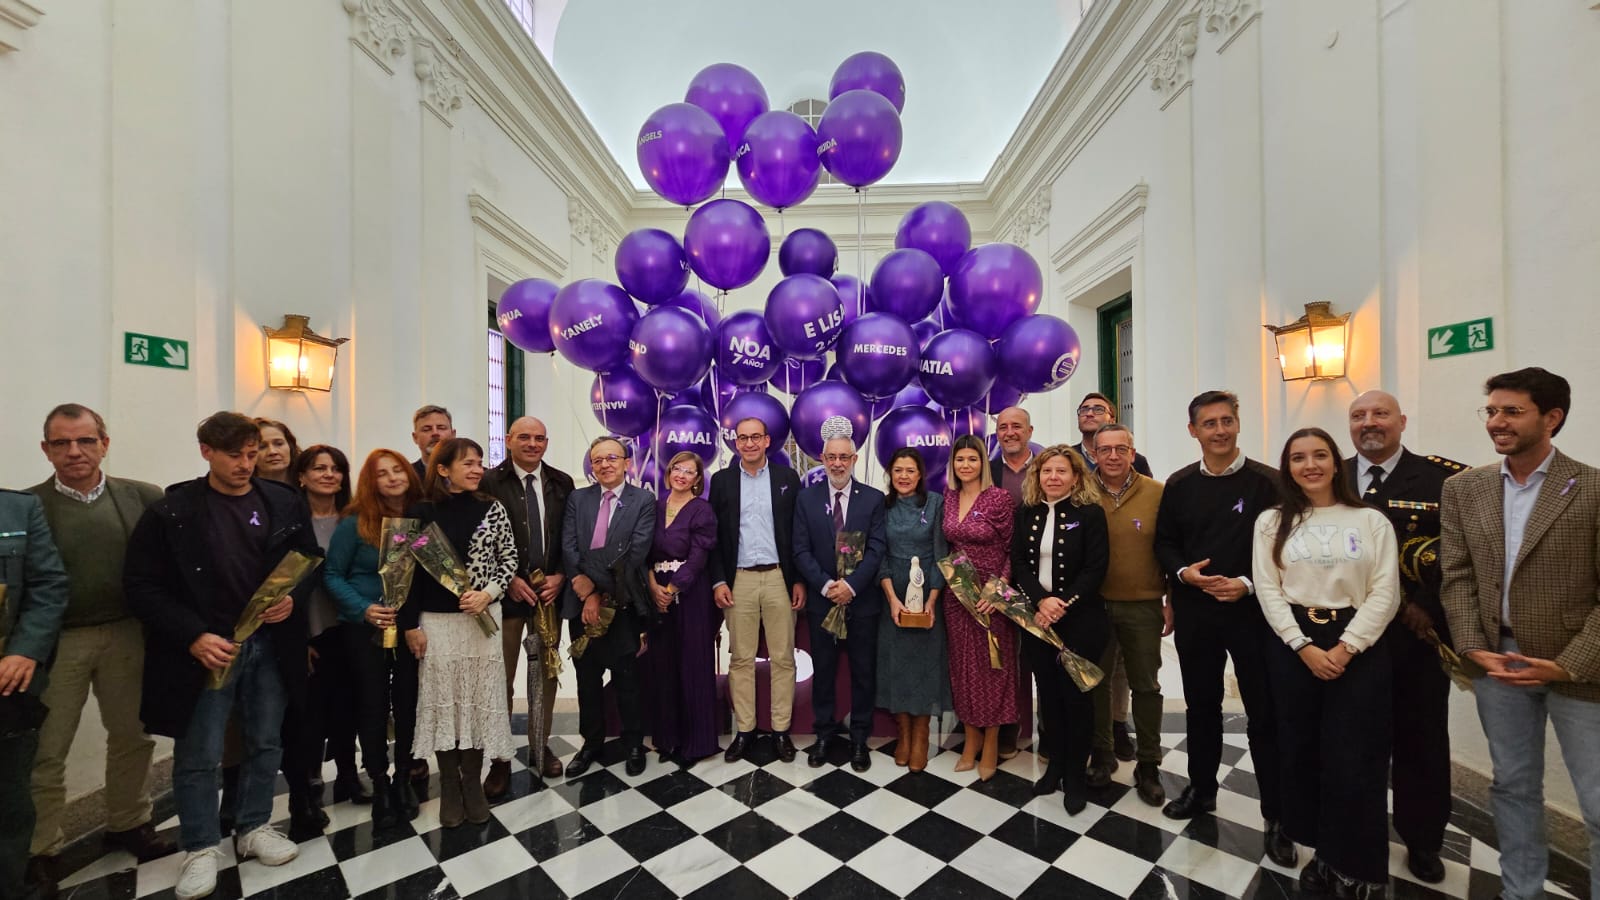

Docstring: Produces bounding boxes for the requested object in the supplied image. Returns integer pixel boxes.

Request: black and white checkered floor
[53,712,1591,899]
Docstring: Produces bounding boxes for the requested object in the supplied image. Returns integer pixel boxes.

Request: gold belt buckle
[1306,607,1331,625]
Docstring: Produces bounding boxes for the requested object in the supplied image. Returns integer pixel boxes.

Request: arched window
[504,0,534,36]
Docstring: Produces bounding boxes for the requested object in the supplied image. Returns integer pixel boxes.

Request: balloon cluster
[492,53,1082,490]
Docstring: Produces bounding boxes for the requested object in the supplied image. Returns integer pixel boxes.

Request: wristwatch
[1289,636,1313,652]
[1340,640,1361,656]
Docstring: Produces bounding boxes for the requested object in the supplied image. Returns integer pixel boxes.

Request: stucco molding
[1199,0,1260,53]
[413,37,466,126]
[468,193,568,279]
[1051,182,1148,301]
[341,0,410,73]
[566,196,619,262]
[1146,12,1199,110]
[1001,184,1054,245]
[0,0,43,54]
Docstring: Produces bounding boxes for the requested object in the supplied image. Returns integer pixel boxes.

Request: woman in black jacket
[1009,444,1110,814]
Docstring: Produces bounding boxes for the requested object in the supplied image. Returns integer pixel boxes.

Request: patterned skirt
[943,592,1019,727]
[412,606,515,760]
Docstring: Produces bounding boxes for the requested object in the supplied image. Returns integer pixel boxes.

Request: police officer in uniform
[1346,390,1467,885]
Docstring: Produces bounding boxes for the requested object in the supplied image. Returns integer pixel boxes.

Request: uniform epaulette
[1423,454,1469,474]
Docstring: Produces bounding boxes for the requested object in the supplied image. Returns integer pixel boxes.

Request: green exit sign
[1427,317,1493,359]
[124,332,190,370]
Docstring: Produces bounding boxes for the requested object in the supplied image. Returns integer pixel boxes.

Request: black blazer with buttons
[1009,500,1111,661]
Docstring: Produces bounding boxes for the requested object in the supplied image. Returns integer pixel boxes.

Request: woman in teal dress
[875,447,951,773]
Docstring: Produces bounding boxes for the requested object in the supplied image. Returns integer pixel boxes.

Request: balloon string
[551,353,593,450]
[856,189,866,317]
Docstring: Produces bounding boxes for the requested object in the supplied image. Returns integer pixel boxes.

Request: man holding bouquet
[793,429,888,772]
[125,412,320,900]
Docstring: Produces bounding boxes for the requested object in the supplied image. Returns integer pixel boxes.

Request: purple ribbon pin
[1064,522,1080,531]
[1232,498,1245,514]
[1562,477,1576,497]
[1133,518,1143,531]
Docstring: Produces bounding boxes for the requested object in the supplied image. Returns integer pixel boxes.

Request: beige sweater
[1252,504,1399,652]
[1096,473,1166,601]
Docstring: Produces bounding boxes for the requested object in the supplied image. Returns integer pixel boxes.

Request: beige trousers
[724,568,795,733]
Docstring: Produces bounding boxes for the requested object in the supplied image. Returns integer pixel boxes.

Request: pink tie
[591,490,615,549]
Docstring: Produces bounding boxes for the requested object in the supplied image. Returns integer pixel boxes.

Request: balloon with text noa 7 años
[835,312,919,401]
[790,381,870,458]
[653,404,720,465]
[615,229,690,305]
[875,406,952,474]
[735,109,822,210]
[717,310,784,386]
[684,199,770,292]
[685,63,769,158]
[496,278,559,354]
[948,243,1044,339]
[870,247,944,322]
[829,51,906,114]
[549,279,640,373]
[629,306,714,394]
[768,356,826,395]
[719,391,791,451]
[637,102,731,207]
[660,288,721,330]
[765,273,844,360]
[918,327,996,410]
[589,366,657,437]
[996,313,1081,394]
[779,228,838,278]
[896,201,972,278]
[815,89,902,188]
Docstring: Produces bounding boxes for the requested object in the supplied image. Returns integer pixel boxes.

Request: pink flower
[412,536,430,548]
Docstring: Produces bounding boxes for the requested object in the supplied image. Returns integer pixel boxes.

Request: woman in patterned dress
[400,438,518,828]
[942,434,1018,780]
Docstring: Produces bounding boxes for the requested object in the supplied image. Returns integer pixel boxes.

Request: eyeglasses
[735,433,767,444]
[669,466,698,477]
[822,454,855,464]
[589,454,623,465]
[46,437,102,451]
[1077,405,1111,416]
[1096,445,1134,457]
[1478,406,1530,421]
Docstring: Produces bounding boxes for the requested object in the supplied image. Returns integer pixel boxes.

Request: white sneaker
[175,847,223,900]
[235,824,299,866]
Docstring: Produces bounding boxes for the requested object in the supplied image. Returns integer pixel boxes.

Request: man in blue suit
[793,432,888,772]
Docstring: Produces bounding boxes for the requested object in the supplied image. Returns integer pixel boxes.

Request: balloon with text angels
[896,201,972,277]
[496,278,558,354]
[769,356,825,395]
[790,381,870,458]
[919,327,996,409]
[684,198,770,291]
[996,313,1081,394]
[736,110,822,210]
[629,306,714,394]
[829,51,906,114]
[685,63,769,157]
[870,247,944,322]
[875,406,952,474]
[835,312,919,400]
[765,273,844,359]
[589,366,657,437]
[948,243,1044,339]
[719,391,791,451]
[653,404,720,464]
[615,229,690,305]
[637,102,730,207]
[816,89,903,188]
[779,228,838,278]
[717,310,784,385]
[549,279,639,373]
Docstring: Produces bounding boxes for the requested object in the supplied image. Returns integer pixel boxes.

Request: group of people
[0,365,1595,900]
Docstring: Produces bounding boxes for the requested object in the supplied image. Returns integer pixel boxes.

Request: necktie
[832,491,845,531]
[524,473,544,570]
[1366,465,1385,498]
[591,490,614,549]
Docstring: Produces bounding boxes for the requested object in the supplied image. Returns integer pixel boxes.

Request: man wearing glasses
[1073,393,1151,477]
[708,418,804,763]
[1442,368,1600,900]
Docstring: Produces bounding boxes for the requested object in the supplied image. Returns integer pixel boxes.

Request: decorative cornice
[1002,184,1053,245]
[1147,12,1199,110]
[1052,182,1149,302]
[413,37,466,126]
[468,193,567,277]
[341,0,409,73]
[566,197,619,262]
[0,0,43,53]
[1051,182,1149,272]
[1199,0,1260,53]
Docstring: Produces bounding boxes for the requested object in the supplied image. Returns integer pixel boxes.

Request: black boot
[333,770,372,804]
[288,786,327,842]
[370,775,397,830]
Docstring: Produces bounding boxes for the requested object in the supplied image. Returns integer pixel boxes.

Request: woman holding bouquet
[942,434,1017,780]
[1010,444,1109,814]
[326,449,424,828]
[642,452,720,766]
[876,448,950,773]
[400,438,518,828]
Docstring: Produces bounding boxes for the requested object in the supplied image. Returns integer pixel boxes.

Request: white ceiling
[545,0,1087,189]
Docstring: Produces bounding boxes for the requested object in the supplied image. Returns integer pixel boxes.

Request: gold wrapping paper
[208,550,322,690]
[377,517,421,649]
[529,570,563,681]
[568,606,615,660]
[408,522,498,637]
[980,576,1106,693]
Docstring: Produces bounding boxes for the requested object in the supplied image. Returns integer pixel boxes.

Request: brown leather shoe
[483,759,511,800]
[104,822,177,862]
[540,746,565,778]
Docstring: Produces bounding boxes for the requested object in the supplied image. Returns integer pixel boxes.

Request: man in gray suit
[560,437,654,778]
[1441,367,1600,900]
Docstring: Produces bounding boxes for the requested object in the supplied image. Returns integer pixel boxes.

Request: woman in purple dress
[643,452,720,766]
[942,434,1018,781]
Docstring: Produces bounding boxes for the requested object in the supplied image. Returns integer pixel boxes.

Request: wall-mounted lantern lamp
[1264,301,1350,381]
[264,315,348,392]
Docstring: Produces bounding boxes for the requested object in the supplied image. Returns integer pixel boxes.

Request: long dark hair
[424,437,489,501]
[884,447,927,508]
[1270,427,1363,567]
[292,444,352,511]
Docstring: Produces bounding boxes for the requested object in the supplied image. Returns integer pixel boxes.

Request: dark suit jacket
[1441,449,1600,700]
[1010,500,1110,659]
[707,460,802,592]
[559,482,655,622]
[481,458,575,615]
[792,480,889,619]
[0,489,68,698]
[1344,448,1460,626]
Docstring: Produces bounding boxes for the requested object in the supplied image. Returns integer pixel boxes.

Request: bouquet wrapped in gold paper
[980,577,1105,692]
[1423,626,1479,691]
[208,550,322,689]
[821,531,865,640]
[376,517,421,649]
[407,522,498,637]
[527,569,563,680]
[937,552,1001,669]
[568,605,615,660]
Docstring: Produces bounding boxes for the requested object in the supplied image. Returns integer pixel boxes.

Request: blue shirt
[1500,448,1555,628]
[737,461,780,569]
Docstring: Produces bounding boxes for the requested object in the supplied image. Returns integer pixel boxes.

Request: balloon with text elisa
[765,273,845,360]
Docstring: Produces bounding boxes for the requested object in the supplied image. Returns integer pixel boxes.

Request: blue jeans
[1474,639,1600,900]
[171,635,287,851]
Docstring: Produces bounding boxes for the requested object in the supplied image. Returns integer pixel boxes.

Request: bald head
[996,406,1033,463]
[507,416,549,469]
[1348,390,1406,462]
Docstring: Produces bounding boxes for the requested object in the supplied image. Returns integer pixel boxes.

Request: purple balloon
[769,356,825,394]
[829,51,906,114]
[948,243,1044,339]
[549,279,640,372]
[816,90,903,189]
[896,202,972,277]
[637,103,731,207]
[590,367,658,437]
[790,381,870,458]
[939,404,988,440]
[919,328,996,409]
[871,381,931,420]
[769,448,791,469]
[496,278,558,353]
[685,63,769,157]
[717,310,784,386]
[831,273,873,318]
[875,407,952,475]
[835,312,919,400]
[980,378,1025,414]
[654,404,720,464]
[735,110,821,210]
[684,199,770,291]
[997,313,1082,394]
[911,318,940,351]
[660,288,720,330]
[802,464,828,488]
[989,436,1045,460]
[615,229,690,305]
[779,228,838,277]
[630,306,714,393]
[719,391,791,451]
[936,287,960,329]
[870,248,944,321]
[704,374,767,415]
[764,273,844,359]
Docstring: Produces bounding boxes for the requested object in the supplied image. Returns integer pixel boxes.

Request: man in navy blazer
[793,435,888,772]
[560,437,655,778]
